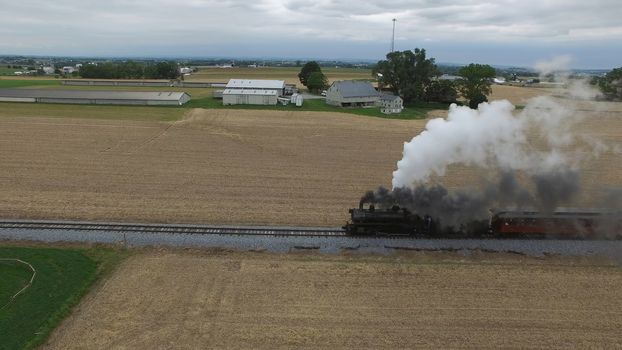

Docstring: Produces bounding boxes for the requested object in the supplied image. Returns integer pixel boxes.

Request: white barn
[225,79,285,94]
[222,79,285,105]
[0,89,191,106]
[222,89,278,105]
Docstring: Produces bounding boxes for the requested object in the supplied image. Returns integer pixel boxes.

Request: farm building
[438,74,460,81]
[0,89,191,106]
[325,80,380,107]
[225,79,285,95]
[62,79,173,87]
[377,94,404,114]
[222,89,278,105]
[62,79,220,88]
[222,79,286,105]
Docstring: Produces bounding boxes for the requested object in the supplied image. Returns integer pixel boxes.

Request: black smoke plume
[361,169,583,228]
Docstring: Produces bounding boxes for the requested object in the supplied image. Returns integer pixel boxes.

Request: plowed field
[0,109,419,225]
[1,91,621,225]
[42,250,622,349]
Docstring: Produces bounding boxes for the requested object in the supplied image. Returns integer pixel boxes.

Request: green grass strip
[0,246,124,350]
[185,97,446,120]
[0,80,60,88]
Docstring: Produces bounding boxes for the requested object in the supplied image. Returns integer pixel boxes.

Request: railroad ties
[0,220,346,237]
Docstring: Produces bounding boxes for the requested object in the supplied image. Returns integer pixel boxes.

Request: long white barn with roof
[222,88,278,105]
[0,89,191,105]
[222,79,285,105]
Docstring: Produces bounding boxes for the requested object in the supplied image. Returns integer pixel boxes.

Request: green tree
[120,61,144,79]
[598,67,622,100]
[456,63,496,108]
[372,48,439,103]
[154,61,180,79]
[306,71,329,93]
[424,80,457,103]
[468,92,488,109]
[298,61,322,87]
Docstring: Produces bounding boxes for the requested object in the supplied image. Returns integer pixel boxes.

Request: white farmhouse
[377,94,404,114]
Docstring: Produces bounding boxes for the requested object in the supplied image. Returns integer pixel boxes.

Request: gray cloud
[0,0,620,67]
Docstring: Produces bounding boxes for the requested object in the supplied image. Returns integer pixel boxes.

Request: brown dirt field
[488,84,554,105]
[42,250,622,349]
[186,67,372,86]
[1,89,621,225]
[0,109,418,225]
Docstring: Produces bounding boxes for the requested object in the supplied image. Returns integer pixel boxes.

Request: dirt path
[43,250,622,349]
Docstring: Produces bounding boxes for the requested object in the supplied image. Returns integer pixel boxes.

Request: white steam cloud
[362,81,620,233]
[362,72,621,234]
[534,55,602,100]
[534,55,573,76]
[392,97,583,189]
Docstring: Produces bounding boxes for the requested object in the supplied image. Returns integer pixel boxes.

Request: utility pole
[391,18,397,52]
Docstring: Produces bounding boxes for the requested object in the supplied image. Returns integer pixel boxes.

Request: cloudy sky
[1,0,620,68]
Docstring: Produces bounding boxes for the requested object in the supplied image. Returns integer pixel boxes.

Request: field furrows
[0,87,621,227]
[42,251,622,349]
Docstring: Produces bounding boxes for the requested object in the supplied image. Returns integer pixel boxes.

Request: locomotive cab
[345,203,434,236]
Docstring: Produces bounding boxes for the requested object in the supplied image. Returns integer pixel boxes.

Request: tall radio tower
[391,18,397,52]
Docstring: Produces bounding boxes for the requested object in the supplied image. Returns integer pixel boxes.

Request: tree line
[594,67,622,101]
[297,48,497,109]
[373,49,622,105]
[79,61,180,80]
[373,49,496,108]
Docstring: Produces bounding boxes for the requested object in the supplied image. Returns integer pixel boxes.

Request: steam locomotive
[344,204,622,239]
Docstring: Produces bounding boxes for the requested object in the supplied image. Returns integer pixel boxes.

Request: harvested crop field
[1,90,621,226]
[488,84,552,105]
[0,108,419,225]
[186,66,372,85]
[42,249,622,349]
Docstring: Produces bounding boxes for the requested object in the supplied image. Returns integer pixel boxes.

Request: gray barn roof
[226,79,285,89]
[0,89,189,101]
[380,93,401,101]
[331,80,379,98]
[223,89,278,96]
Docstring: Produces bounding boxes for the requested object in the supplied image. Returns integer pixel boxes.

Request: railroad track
[0,220,346,237]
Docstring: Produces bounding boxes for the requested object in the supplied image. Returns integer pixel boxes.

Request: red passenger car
[490,209,622,238]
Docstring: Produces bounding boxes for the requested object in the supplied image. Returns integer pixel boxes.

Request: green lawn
[0,66,19,75]
[187,97,444,120]
[0,261,32,304]
[0,79,60,88]
[0,246,124,350]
